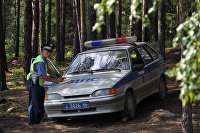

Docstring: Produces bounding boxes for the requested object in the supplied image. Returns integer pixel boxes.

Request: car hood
[47,70,129,96]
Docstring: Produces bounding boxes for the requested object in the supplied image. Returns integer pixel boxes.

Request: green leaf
[182,95,189,107]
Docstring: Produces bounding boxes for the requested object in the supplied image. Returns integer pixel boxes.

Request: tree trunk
[158,0,165,60]
[80,0,86,52]
[60,0,66,61]
[32,0,39,58]
[75,0,81,47]
[98,14,107,39]
[176,0,184,23]
[130,17,134,36]
[130,0,134,36]
[142,0,149,42]
[23,0,32,81]
[40,0,46,48]
[2,0,7,72]
[85,0,96,41]
[142,0,146,42]
[72,0,80,58]
[56,0,61,62]
[154,9,158,41]
[106,7,116,39]
[84,0,90,41]
[14,0,17,48]
[15,0,20,58]
[106,13,109,38]
[73,28,80,58]
[134,20,142,42]
[47,0,52,45]
[117,0,122,37]
[0,0,8,91]
[182,99,193,133]
[110,9,116,38]
[134,3,142,42]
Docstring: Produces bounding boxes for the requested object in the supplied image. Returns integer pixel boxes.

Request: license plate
[63,102,90,110]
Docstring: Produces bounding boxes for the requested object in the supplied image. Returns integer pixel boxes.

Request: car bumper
[44,93,125,118]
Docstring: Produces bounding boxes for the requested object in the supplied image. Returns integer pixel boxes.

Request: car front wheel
[122,91,136,120]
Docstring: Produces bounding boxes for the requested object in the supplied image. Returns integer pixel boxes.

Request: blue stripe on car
[112,60,165,88]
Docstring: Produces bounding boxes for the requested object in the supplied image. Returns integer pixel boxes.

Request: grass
[6,67,25,89]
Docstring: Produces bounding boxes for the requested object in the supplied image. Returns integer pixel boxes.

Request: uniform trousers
[27,79,45,125]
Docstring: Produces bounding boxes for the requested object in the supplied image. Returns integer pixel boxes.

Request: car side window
[145,45,159,60]
[137,46,153,65]
[129,49,143,66]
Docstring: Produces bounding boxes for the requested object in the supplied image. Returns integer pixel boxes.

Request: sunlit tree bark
[80,0,86,51]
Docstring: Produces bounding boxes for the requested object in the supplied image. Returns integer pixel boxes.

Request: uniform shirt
[34,55,49,76]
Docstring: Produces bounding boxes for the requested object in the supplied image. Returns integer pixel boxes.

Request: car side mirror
[132,64,144,71]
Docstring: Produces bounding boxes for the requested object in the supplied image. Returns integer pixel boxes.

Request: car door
[129,48,147,102]
[144,45,161,93]
[136,45,156,97]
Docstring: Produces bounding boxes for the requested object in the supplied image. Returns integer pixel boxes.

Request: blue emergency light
[84,36,137,48]
[91,40,102,47]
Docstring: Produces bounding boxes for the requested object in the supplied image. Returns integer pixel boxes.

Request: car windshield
[67,50,130,74]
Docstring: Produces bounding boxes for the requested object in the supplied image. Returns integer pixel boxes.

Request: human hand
[56,77,65,82]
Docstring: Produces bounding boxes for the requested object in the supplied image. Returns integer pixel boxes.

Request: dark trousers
[27,79,45,125]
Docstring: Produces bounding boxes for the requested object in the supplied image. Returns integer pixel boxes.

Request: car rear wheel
[159,76,167,100]
[122,91,136,120]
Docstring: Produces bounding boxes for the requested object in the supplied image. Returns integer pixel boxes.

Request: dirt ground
[0,47,200,133]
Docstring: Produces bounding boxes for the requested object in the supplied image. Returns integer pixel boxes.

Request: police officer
[27,44,64,125]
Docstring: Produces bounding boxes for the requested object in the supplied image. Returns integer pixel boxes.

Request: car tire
[122,91,137,120]
[159,75,167,100]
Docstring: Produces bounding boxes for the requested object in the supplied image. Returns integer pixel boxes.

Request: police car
[44,36,167,120]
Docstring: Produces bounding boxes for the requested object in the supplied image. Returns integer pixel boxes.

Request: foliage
[166,11,200,106]
[93,0,160,32]
[92,0,115,32]
[4,0,24,58]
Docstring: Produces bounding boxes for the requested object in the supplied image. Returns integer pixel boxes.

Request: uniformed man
[26,44,64,125]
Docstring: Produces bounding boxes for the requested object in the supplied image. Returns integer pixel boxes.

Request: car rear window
[137,46,153,65]
[145,45,159,60]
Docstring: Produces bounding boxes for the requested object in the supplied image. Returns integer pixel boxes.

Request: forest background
[0,0,199,133]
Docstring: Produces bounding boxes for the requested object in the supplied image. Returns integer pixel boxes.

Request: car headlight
[45,93,62,101]
[92,88,117,97]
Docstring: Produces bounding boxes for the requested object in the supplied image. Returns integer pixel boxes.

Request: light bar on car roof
[84,36,137,48]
